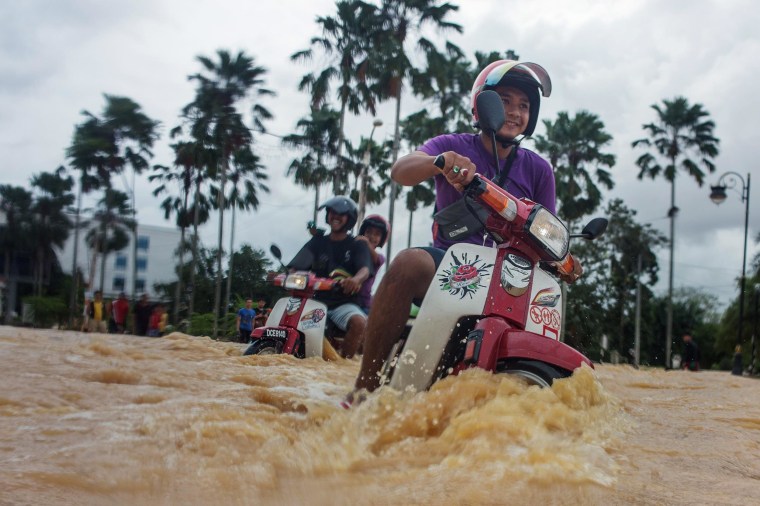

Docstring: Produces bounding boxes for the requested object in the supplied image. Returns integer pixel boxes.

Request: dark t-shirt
[683,340,700,364]
[133,302,152,335]
[288,234,373,308]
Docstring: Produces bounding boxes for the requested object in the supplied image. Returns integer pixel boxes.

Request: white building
[57,220,182,299]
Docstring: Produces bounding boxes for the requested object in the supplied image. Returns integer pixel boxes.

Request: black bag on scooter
[433,147,518,242]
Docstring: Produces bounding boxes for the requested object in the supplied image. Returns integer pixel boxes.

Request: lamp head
[709,185,727,205]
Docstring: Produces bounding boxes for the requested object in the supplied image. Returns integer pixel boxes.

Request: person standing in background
[112,292,130,333]
[253,299,270,328]
[681,334,700,371]
[87,291,107,333]
[236,298,256,343]
[133,294,152,337]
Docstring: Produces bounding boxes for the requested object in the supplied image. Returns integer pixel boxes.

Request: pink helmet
[359,214,390,247]
[470,60,552,137]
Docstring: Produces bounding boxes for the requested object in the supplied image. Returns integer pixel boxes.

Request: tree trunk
[68,183,83,328]
[99,224,108,292]
[173,189,190,325]
[88,246,98,294]
[407,209,414,248]
[212,158,228,338]
[130,170,138,303]
[187,179,201,330]
[223,204,237,336]
[314,183,320,224]
[333,99,348,194]
[665,172,676,368]
[387,90,403,263]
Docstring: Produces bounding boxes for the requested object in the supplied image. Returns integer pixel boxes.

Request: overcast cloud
[1,0,758,306]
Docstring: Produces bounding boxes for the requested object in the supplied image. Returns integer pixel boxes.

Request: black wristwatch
[433,154,445,169]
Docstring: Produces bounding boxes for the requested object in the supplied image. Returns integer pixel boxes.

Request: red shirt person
[112,292,130,333]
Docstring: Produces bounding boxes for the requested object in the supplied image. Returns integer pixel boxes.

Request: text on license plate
[264,328,287,339]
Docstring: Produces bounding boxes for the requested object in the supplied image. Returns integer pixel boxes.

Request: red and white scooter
[381,90,607,391]
[244,246,341,360]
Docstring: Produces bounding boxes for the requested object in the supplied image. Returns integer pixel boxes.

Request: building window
[137,236,150,251]
[135,279,146,292]
[114,255,127,270]
[136,257,148,271]
[113,277,125,291]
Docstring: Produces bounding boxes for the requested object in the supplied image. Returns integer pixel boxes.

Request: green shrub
[187,312,237,340]
[22,296,68,328]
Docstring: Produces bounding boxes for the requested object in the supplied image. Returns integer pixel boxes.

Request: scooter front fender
[498,329,594,372]
[469,317,510,372]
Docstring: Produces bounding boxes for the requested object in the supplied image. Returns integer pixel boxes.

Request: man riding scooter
[347,59,582,404]
[287,196,373,358]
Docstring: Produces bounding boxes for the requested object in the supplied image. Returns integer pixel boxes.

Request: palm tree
[291,0,379,194]
[409,42,473,133]
[632,96,719,367]
[101,96,160,302]
[66,114,116,323]
[344,136,393,213]
[66,95,159,320]
[150,137,213,324]
[29,168,75,296]
[183,49,273,337]
[282,106,341,221]
[215,146,269,325]
[85,188,135,292]
[371,0,463,261]
[534,110,616,341]
[534,110,616,226]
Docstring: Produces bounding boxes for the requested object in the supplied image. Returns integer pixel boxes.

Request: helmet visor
[484,61,552,97]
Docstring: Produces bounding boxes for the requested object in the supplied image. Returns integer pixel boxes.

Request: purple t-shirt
[358,253,385,310]
[419,133,556,249]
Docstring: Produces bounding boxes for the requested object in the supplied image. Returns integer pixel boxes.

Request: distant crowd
[82,291,167,337]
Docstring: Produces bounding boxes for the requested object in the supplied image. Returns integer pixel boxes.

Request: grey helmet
[319,196,358,231]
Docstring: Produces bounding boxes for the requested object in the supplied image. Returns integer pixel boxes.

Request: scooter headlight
[284,272,308,290]
[526,207,569,261]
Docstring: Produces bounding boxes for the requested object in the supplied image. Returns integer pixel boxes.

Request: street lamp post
[358,119,383,227]
[709,171,751,347]
[752,284,760,375]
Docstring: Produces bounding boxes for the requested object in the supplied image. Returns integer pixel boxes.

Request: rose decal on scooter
[438,252,493,299]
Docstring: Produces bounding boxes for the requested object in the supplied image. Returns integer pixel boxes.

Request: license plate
[264,328,287,339]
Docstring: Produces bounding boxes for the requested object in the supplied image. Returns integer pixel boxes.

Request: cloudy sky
[1,0,758,307]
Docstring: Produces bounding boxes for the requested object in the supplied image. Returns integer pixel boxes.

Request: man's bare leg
[354,249,436,392]
[341,314,366,359]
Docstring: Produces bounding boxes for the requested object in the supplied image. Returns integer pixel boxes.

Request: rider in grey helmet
[287,195,372,358]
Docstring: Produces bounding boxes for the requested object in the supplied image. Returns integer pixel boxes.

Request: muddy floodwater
[1,327,758,505]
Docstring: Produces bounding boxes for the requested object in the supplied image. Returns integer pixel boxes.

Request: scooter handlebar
[270,271,339,292]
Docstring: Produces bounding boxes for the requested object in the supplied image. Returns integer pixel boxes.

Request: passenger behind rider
[350,59,583,398]
[355,215,389,314]
[287,196,372,358]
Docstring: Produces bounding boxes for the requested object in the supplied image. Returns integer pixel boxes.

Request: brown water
[1,327,758,505]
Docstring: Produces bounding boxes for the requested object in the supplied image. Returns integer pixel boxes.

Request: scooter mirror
[577,217,608,240]
[270,244,282,260]
[476,90,506,135]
